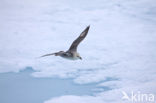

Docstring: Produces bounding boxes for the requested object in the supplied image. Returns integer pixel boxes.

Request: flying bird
[40,25,90,60]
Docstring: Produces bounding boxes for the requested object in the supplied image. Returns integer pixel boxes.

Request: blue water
[0,67,101,103]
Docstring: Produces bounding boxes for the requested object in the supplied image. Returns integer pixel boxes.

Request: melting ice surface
[0,0,156,103]
[0,67,102,103]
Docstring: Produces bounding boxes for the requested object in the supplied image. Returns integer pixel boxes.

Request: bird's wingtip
[85,25,90,30]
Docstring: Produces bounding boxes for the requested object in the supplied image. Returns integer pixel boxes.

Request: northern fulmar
[40,25,90,60]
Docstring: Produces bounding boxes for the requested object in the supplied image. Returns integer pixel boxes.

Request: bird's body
[53,51,80,60]
[40,26,90,60]
[61,54,80,60]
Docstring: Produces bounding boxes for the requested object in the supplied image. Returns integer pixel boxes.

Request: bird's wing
[40,53,55,58]
[68,25,90,52]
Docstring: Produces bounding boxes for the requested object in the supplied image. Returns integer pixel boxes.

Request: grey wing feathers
[68,25,90,52]
[40,53,55,58]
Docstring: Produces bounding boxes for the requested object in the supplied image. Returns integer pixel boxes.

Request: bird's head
[76,54,82,60]
[78,56,82,60]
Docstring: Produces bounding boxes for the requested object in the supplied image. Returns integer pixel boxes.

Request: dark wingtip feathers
[86,25,90,31]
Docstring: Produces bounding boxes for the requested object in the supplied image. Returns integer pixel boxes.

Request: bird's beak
[79,57,82,60]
